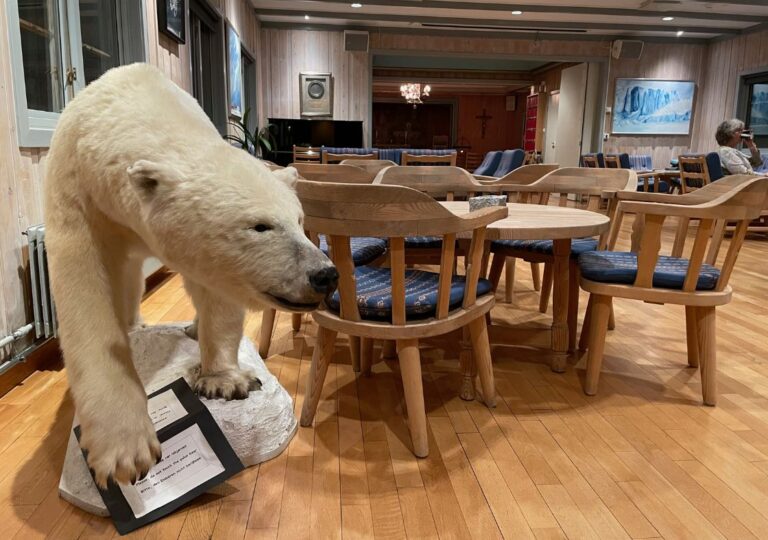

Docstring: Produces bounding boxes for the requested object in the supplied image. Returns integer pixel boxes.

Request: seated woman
[716,118,764,174]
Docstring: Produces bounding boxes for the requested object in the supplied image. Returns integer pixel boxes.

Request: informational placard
[74,378,243,535]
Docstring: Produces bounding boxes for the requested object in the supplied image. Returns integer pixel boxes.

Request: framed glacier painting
[612,79,696,135]
[227,24,243,118]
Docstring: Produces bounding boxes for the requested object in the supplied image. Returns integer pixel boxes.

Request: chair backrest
[705,151,725,181]
[323,151,379,164]
[524,151,538,165]
[465,152,484,171]
[678,155,712,194]
[608,176,768,293]
[293,163,376,184]
[476,164,559,187]
[293,145,321,163]
[604,153,631,169]
[473,151,503,176]
[296,180,507,324]
[401,152,457,167]
[581,154,602,168]
[503,167,637,247]
[373,166,489,200]
[341,159,397,175]
[492,149,525,177]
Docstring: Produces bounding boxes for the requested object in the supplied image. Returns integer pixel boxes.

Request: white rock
[58,324,297,516]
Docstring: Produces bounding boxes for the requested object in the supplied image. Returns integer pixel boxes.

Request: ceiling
[251,0,768,42]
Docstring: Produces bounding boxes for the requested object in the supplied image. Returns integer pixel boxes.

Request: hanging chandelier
[400,83,431,107]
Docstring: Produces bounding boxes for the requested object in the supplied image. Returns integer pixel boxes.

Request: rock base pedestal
[58,324,297,516]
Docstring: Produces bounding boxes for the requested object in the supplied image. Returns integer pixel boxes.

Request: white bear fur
[44,63,333,488]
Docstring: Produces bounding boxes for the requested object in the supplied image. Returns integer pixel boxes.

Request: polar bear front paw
[79,408,162,488]
[194,368,262,400]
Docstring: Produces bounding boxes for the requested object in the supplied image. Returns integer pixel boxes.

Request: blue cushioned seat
[404,236,443,249]
[493,149,525,177]
[637,179,671,193]
[605,153,631,169]
[318,235,387,266]
[327,266,493,321]
[578,251,720,290]
[491,237,599,258]
[474,151,503,176]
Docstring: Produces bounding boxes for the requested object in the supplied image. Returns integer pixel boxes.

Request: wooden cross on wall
[475,108,493,139]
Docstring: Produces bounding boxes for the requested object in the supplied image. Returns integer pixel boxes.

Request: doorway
[189,0,226,134]
[543,91,559,164]
[554,63,589,167]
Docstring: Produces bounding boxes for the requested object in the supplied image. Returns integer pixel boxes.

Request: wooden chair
[465,152,484,171]
[524,151,538,165]
[292,163,376,184]
[603,155,621,169]
[475,164,560,292]
[486,167,637,349]
[373,166,492,264]
[578,175,768,405]
[677,155,712,194]
[322,151,379,164]
[401,152,457,167]
[293,145,321,163]
[341,159,397,175]
[582,155,601,168]
[296,180,506,457]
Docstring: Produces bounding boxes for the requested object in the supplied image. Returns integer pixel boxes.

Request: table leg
[551,239,571,373]
[459,326,476,400]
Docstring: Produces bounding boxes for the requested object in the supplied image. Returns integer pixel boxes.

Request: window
[241,47,257,131]
[738,70,768,150]
[7,0,147,147]
[190,0,226,134]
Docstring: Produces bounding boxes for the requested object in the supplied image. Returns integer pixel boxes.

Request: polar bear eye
[252,224,273,233]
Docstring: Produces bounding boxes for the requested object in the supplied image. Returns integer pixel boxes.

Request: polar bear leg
[184,277,261,399]
[121,256,146,331]
[48,211,161,488]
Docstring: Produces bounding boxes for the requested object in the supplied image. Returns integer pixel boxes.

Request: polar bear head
[127,156,337,311]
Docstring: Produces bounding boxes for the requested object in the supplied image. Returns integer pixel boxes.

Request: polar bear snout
[309,266,339,295]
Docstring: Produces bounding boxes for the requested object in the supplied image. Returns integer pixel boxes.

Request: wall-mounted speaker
[612,40,644,60]
[344,30,369,52]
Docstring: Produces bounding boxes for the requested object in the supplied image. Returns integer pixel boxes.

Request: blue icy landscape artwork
[612,79,695,135]
[751,84,768,135]
[227,25,243,118]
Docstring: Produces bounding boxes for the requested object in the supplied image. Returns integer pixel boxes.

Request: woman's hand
[745,137,758,152]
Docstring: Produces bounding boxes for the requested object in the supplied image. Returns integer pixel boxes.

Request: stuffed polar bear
[44,63,338,487]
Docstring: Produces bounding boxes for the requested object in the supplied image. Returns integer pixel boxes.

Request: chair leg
[467,317,496,408]
[579,295,594,351]
[360,337,374,376]
[685,306,700,368]
[382,340,397,360]
[258,308,277,358]
[300,326,338,426]
[504,257,516,303]
[292,313,303,332]
[349,336,361,372]
[695,306,717,406]
[397,339,429,458]
[608,306,616,330]
[539,263,554,313]
[488,253,506,292]
[584,294,612,396]
[531,262,542,291]
[567,262,580,352]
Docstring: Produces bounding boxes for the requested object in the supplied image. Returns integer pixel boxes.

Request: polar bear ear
[272,166,299,189]
[127,160,184,202]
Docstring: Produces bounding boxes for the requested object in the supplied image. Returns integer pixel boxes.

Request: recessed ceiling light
[662,16,674,21]
[351,2,363,7]
[511,10,523,15]
[676,30,684,37]
[304,14,310,20]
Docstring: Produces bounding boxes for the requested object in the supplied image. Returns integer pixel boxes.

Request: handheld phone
[740,130,754,140]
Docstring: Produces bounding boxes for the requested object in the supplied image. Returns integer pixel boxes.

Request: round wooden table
[441,201,611,396]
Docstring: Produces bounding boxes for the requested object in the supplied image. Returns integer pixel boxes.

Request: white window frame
[6,0,148,148]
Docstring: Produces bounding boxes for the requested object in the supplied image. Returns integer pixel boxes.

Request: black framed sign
[158,0,186,44]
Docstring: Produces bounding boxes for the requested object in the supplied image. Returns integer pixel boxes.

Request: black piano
[266,118,364,166]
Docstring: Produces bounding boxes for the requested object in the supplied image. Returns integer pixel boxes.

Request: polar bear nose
[309,266,339,294]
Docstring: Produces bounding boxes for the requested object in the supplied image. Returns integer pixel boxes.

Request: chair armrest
[617,200,744,220]
[458,206,509,229]
[616,191,697,204]
[473,174,498,183]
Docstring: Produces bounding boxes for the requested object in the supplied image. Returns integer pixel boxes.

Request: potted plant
[225,108,274,158]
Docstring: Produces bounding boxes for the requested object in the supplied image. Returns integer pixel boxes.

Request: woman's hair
[715,118,745,145]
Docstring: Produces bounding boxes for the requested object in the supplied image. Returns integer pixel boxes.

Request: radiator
[26,225,58,339]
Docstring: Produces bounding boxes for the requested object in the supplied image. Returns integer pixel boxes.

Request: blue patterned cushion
[327,266,493,320]
[491,237,598,258]
[578,251,720,290]
[404,236,443,249]
[318,235,387,266]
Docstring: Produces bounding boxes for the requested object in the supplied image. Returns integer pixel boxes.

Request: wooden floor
[3,218,768,539]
